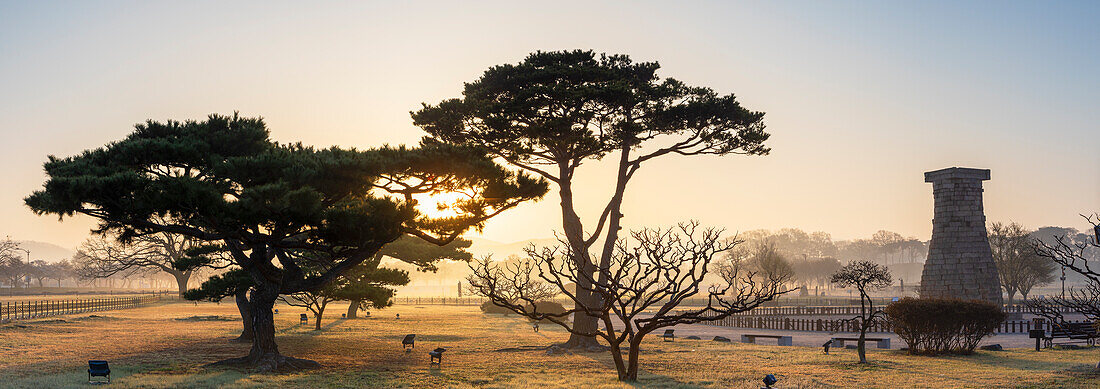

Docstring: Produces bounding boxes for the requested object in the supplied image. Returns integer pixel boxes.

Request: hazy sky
[2,1,1097,253]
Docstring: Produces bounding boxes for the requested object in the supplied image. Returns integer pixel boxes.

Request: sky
[1,1,1097,254]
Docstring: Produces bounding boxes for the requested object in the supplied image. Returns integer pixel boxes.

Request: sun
[412,191,468,219]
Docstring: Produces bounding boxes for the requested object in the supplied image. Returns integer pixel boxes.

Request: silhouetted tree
[74,229,219,297]
[831,260,892,363]
[871,230,904,265]
[1028,214,1100,321]
[469,222,788,381]
[747,241,794,285]
[25,114,546,371]
[344,235,472,318]
[415,50,770,348]
[281,251,409,330]
[792,256,843,289]
[0,238,30,288]
[184,267,255,341]
[989,222,1056,303]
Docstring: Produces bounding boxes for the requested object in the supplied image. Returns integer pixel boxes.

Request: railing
[706,315,1092,334]
[394,296,487,306]
[0,293,169,322]
[718,304,1077,317]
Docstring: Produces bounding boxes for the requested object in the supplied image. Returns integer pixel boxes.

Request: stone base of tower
[919,167,1003,306]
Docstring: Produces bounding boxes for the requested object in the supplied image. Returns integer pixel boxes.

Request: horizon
[2,2,1099,386]
[2,2,1097,249]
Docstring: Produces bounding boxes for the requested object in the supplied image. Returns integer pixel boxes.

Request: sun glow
[413,191,469,219]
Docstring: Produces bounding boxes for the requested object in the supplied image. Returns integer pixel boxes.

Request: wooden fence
[395,296,486,306]
[707,315,1090,334]
[717,304,1075,317]
[1,293,168,323]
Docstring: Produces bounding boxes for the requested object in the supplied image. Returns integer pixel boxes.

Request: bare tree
[871,230,904,265]
[1028,214,1100,321]
[280,288,340,331]
[466,255,560,305]
[990,222,1056,303]
[747,241,794,285]
[75,231,224,297]
[0,238,30,288]
[831,260,893,363]
[468,222,788,381]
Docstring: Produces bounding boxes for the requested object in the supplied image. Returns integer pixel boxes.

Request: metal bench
[831,337,891,349]
[429,347,446,364]
[402,334,416,351]
[88,360,110,384]
[659,329,676,342]
[740,334,792,346]
[1043,322,1098,348]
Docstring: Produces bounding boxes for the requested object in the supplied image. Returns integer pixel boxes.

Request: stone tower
[919,167,1003,305]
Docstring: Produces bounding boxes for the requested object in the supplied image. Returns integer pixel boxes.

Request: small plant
[885,297,1006,355]
[830,260,892,363]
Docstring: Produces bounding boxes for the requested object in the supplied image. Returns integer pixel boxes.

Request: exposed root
[210,353,320,373]
[552,339,610,353]
[492,345,549,352]
[228,334,253,343]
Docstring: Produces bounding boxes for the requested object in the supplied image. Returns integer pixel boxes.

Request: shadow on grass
[571,347,706,389]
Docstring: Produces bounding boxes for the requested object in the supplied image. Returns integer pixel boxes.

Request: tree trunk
[607,340,629,381]
[233,289,254,342]
[624,338,642,381]
[346,299,361,318]
[172,271,191,298]
[858,287,868,363]
[214,282,319,372]
[557,176,602,350]
[314,302,326,331]
[858,325,868,363]
[1006,290,1017,305]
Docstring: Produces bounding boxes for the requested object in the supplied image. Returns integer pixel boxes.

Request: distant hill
[467,237,561,260]
[13,240,76,262]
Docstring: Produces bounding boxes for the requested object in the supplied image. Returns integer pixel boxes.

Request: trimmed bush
[480,300,566,322]
[480,301,515,314]
[885,297,1006,355]
[526,301,566,322]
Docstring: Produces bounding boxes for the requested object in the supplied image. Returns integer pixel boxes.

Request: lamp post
[1060,266,1066,299]
[17,248,30,289]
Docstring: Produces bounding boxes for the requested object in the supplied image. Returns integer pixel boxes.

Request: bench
[740,334,792,346]
[831,337,891,349]
[429,347,446,364]
[659,329,675,342]
[299,313,308,325]
[1043,322,1098,348]
[88,360,110,384]
[402,334,416,351]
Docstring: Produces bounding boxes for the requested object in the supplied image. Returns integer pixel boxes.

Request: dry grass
[1,302,1098,388]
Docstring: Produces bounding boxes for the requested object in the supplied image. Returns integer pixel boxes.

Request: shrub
[885,297,1006,355]
[526,300,566,322]
[480,300,567,322]
[480,301,515,314]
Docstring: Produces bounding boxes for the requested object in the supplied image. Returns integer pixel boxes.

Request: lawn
[0,301,1097,388]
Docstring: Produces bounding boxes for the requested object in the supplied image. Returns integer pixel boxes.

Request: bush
[480,301,515,314]
[885,297,1006,355]
[480,300,567,322]
[526,300,566,322]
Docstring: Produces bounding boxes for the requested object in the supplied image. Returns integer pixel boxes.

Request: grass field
[1,301,1098,388]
